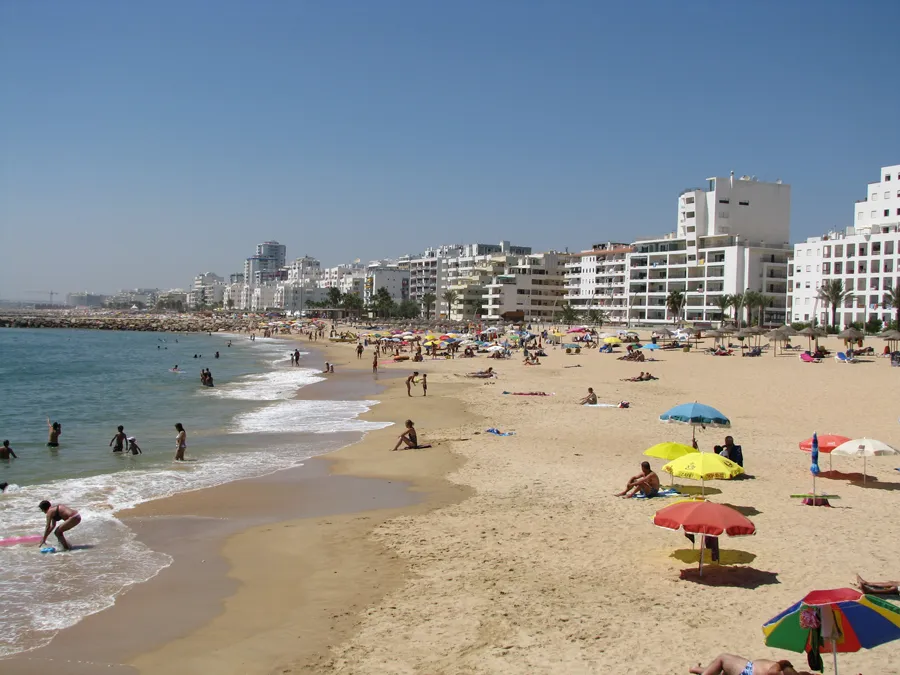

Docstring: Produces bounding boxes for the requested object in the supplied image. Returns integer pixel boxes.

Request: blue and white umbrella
[659,402,730,440]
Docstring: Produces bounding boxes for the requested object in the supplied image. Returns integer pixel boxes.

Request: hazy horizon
[2,1,898,299]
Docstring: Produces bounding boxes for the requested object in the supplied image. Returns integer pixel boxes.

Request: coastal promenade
[4,326,899,674]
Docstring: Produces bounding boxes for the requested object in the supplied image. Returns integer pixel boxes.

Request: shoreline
[2,333,478,674]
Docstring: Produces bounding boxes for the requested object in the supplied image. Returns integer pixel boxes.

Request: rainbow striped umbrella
[763,588,900,674]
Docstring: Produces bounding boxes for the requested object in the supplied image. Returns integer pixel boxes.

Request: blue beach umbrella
[659,402,730,440]
[810,431,821,499]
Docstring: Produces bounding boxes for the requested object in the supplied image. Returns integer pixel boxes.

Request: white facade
[274,283,324,314]
[564,242,632,323]
[628,173,792,325]
[445,253,514,321]
[790,163,900,326]
[244,240,287,286]
[285,256,322,285]
[250,285,277,312]
[187,273,225,309]
[364,264,409,305]
[482,252,570,322]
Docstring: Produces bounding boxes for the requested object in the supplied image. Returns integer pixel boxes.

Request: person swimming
[46,419,61,447]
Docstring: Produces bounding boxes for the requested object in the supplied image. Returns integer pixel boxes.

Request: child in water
[127,437,142,455]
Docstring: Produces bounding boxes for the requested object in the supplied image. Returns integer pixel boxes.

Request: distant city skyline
[2,1,898,298]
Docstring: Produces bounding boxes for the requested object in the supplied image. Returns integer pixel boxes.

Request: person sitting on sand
[690,654,810,675]
[579,388,598,405]
[392,420,419,451]
[616,461,660,498]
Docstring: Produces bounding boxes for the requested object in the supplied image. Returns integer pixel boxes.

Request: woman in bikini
[690,654,810,675]
[392,420,418,451]
[174,423,187,461]
[38,501,81,551]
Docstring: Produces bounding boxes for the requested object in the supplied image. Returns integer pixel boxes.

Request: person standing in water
[109,426,127,453]
[46,419,61,447]
[174,423,187,461]
[1,440,17,460]
[38,501,80,551]
[127,437,142,455]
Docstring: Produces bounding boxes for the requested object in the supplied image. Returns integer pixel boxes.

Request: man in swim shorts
[109,426,127,453]
[1,440,17,459]
[690,653,809,674]
[39,501,81,551]
[579,388,598,405]
[616,461,660,498]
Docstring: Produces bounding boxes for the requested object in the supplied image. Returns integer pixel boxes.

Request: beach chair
[891,352,900,367]
[835,352,859,364]
[799,352,821,364]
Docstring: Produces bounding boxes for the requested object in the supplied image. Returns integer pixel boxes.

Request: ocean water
[0,328,390,656]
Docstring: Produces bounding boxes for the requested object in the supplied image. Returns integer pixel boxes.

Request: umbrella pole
[699,536,704,577]
[864,456,867,484]
[831,639,838,675]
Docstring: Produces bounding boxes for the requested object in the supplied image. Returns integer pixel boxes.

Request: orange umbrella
[799,434,850,470]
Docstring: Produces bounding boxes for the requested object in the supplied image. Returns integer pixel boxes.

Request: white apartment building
[790,164,900,326]
[482,252,570,322]
[628,173,792,325]
[321,262,365,289]
[364,263,409,306]
[564,242,632,323]
[250,285,277,312]
[274,283,324,314]
[408,242,532,312]
[445,253,515,321]
[244,240,287,286]
[187,273,225,309]
[285,256,322,285]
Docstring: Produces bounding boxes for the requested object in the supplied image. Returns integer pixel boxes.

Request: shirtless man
[38,501,81,551]
[617,461,660,498]
[406,371,419,397]
[109,425,127,453]
[1,440,17,459]
[690,654,810,675]
[579,388,598,405]
[47,419,61,447]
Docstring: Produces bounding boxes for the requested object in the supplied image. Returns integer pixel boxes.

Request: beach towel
[486,428,515,436]
[586,401,630,408]
[633,488,682,499]
[502,391,553,396]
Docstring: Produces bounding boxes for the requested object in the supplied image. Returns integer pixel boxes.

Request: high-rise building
[564,242,632,323]
[790,164,900,326]
[244,241,287,286]
[365,263,409,306]
[627,172,792,325]
[482,252,570,322]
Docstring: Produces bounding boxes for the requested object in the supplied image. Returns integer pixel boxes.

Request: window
[871,211,877,218]
[886,175,892,181]
[738,200,750,206]
[897,208,900,216]
[807,250,812,256]
[885,210,890,217]
[684,196,694,204]
[806,265,811,272]
[816,264,820,272]
[858,212,864,220]
[887,192,892,199]
[718,199,730,204]
[686,211,695,218]
[804,298,810,305]
[872,193,878,200]
[805,282,810,288]
[795,266,802,274]
[834,262,842,274]
[718,211,729,218]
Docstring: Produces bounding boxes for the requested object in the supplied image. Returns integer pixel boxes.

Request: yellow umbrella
[603,336,621,344]
[644,442,698,462]
[662,453,743,495]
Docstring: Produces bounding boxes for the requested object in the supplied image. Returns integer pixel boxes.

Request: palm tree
[817,279,853,329]
[464,296,482,319]
[585,308,607,328]
[712,294,733,325]
[730,293,744,329]
[882,285,900,328]
[421,293,437,320]
[754,294,773,327]
[341,292,363,319]
[325,286,343,308]
[441,290,458,319]
[741,291,762,326]
[665,289,685,324]
[558,302,580,326]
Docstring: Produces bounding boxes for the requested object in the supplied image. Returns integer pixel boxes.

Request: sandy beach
[5,328,900,674]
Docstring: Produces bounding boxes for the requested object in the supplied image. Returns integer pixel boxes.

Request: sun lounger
[800,352,822,363]
[835,352,859,364]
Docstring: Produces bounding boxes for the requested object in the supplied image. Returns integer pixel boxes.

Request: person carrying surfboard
[38,501,81,551]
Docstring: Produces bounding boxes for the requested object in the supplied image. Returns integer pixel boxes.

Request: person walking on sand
[406,371,419,396]
[46,419,61,447]
[174,423,187,461]
[109,426,127,453]
[356,343,364,359]
[372,353,378,375]
[421,373,427,396]
[1,440,17,460]
[38,501,81,551]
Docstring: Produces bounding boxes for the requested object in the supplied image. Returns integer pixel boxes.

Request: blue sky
[2,1,898,297]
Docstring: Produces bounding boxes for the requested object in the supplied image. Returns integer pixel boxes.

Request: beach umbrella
[831,438,900,483]
[809,431,821,498]
[643,442,697,462]
[800,433,849,471]
[640,343,660,350]
[838,327,865,343]
[654,500,755,576]
[603,336,621,344]
[763,588,900,674]
[659,402,730,440]
[662,453,744,495]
